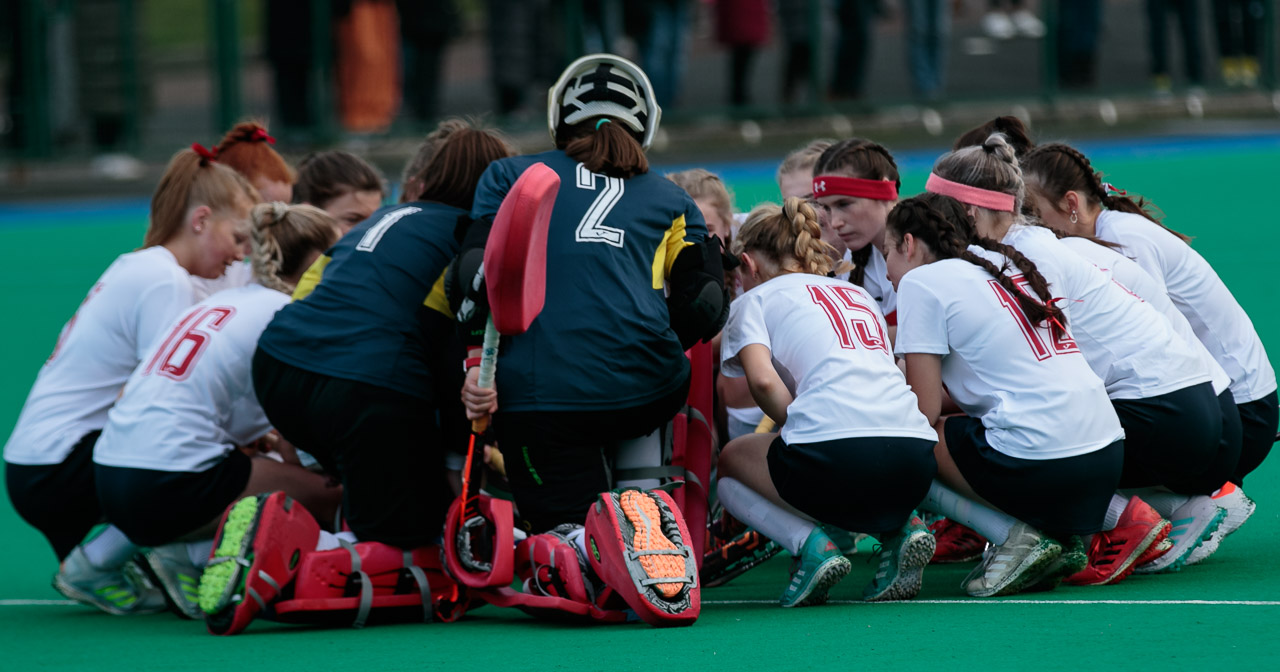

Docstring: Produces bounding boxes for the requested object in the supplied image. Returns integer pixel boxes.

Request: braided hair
[1022,143,1189,243]
[249,202,340,294]
[734,197,842,278]
[890,193,1069,334]
[812,138,901,285]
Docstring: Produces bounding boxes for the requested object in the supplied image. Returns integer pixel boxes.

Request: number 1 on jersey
[809,284,890,354]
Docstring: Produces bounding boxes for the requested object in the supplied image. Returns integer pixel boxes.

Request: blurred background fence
[3,0,1278,170]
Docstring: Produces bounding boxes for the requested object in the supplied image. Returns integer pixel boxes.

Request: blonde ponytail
[249,202,340,293]
[735,197,844,278]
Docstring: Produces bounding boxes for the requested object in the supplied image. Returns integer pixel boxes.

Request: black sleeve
[666,236,733,350]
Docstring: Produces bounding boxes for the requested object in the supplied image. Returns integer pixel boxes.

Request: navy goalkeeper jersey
[258,202,463,400]
[471,149,706,412]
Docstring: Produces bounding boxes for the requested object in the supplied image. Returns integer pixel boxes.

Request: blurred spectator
[715,0,772,107]
[830,0,878,102]
[1055,0,1102,89]
[1212,0,1266,88]
[487,0,561,116]
[335,0,401,133]
[582,0,623,53]
[635,0,691,107]
[266,0,320,133]
[75,0,146,179]
[777,0,813,105]
[397,0,456,125]
[904,0,951,102]
[1146,0,1205,94]
[982,0,1045,40]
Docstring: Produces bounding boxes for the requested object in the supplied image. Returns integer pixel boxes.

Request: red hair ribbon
[191,142,219,164]
[251,127,276,144]
[1101,182,1126,196]
[812,175,898,201]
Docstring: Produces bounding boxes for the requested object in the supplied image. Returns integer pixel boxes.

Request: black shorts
[495,373,690,534]
[766,434,937,535]
[1111,382,1234,494]
[253,348,453,549]
[944,416,1123,537]
[5,431,104,561]
[1235,390,1279,485]
[95,450,252,547]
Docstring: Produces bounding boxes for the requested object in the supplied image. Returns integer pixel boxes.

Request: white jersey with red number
[1002,223,1208,400]
[94,283,289,473]
[1094,210,1276,403]
[4,247,195,466]
[190,261,253,302]
[1059,236,1230,395]
[721,273,936,446]
[895,258,1123,460]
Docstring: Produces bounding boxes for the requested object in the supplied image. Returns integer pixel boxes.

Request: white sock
[315,530,359,551]
[80,525,138,569]
[923,481,1015,545]
[614,429,663,490]
[1101,494,1129,531]
[186,539,214,568]
[716,477,814,555]
[1122,489,1192,519]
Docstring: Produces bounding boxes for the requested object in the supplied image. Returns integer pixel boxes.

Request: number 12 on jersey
[809,284,890,354]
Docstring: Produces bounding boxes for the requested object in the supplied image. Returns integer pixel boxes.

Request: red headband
[925,173,1016,212]
[251,128,276,144]
[812,175,898,201]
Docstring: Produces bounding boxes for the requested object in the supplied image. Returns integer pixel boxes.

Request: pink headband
[812,175,898,201]
[925,173,1016,212]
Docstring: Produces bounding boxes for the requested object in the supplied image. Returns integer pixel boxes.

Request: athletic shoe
[702,529,782,588]
[1136,537,1173,567]
[981,11,1016,40]
[780,528,851,608]
[141,543,205,619]
[822,525,863,556]
[863,514,934,602]
[1185,483,1255,567]
[928,518,987,563]
[963,522,1063,598]
[1134,495,1225,574]
[1025,535,1088,593]
[199,492,321,635]
[1011,9,1046,38]
[1066,497,1170,586]
[53,546,168,616]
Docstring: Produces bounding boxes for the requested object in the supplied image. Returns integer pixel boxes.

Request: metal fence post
[18,0,54,158]
[310,0,334,142]
[1041,0,1059,103]
[807,0,823,111]
[211,0,243,133]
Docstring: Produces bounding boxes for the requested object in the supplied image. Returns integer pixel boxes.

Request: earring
[1070,209,1078,224]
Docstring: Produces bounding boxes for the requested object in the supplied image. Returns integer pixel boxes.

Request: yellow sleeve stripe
[291,255,331,301]
[424,270,452,318]
[651,214,695,290]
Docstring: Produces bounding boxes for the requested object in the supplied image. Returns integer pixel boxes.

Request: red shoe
[929,518,987,563]
[1065,496,1170,586]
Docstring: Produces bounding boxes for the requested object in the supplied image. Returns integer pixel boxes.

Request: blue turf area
[1,133,1278,669]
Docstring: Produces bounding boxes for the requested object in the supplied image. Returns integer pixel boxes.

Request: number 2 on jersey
[574,163,625,247]
[143,306,236,381]
[809,284,890,354]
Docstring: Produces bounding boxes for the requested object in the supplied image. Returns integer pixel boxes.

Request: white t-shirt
[895,259,1124,460]
[1094,210,1276,403]
[860,246,897,323]
[95,284,289,473]
[721,273,936,446]
[1002,224,1208,400]
[4,247,195,465]
[190,261,254,302]
[1059,236,1230,395]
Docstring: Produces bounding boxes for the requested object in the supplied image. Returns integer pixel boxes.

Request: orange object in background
[336,0,401,133]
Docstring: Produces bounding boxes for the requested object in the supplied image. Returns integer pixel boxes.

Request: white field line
[705,599,1280,606]
[0,599,78,606]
